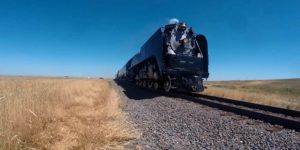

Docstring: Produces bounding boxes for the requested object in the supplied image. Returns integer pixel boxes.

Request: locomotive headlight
[183,38,189,44]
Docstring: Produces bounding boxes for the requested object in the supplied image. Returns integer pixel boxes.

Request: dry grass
[0,77,138,149]
[202,79,300,111]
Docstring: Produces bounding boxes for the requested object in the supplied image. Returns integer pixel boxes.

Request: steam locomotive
[116,22,209,92]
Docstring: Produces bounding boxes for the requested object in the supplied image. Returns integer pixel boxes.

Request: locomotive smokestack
[168,18,179,24]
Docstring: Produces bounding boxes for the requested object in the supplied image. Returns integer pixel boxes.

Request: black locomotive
[117,22,209,92]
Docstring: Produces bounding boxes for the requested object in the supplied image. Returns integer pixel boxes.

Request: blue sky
[0,0,299,80]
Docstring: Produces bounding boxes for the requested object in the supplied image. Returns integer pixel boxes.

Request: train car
[117,22,209,92]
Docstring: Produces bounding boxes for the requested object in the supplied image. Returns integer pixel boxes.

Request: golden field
[203,79,300,111]
[0,77,137,149]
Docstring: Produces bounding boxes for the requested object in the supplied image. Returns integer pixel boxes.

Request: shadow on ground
[114,80,161,100]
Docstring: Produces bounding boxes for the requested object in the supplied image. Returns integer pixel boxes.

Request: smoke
[168,18,179,24]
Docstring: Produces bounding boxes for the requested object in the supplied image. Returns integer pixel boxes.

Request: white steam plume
[168,18,179,24]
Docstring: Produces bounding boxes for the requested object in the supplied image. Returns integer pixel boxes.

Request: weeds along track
[117,80,300,132]
[0,78,137,149]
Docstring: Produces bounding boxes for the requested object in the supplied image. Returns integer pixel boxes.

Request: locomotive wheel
[153,82,159,90]
[147,81,153,88]
[163,76,172,92]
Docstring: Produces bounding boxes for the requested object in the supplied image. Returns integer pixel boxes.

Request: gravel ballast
[113,81,300,149]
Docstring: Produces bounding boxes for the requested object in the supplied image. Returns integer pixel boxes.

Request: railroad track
[116,80,300,132]
[168,92,300,132]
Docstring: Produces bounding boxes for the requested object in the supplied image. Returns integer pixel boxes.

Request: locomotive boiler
[117,22,209,92]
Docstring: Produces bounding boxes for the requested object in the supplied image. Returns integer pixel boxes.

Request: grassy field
[0,77,137,149]
[202,79,300,111]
